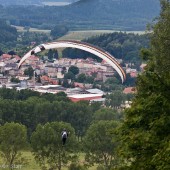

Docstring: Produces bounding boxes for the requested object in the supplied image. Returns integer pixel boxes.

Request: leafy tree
[56,91,67,97]
[17,89,40,100]
[41,92,70,102]
[31,121,78,170]
[0,20,17,43]
[54,50,59,59]
[8,50,16,55]
[124,73,136,86]
[41,93,57,102]
[61,67,67,75]
[85,75,94,84]
[105,91,125,108]
[62,79,70,88]
[24,66,34,78]
[68,66,79,75]
[90,102,102,113]
[68,163,86,170]
[101,77,123,91]
[93,108,118,121]
[124,93,134,101]
[119,1,170,169]
[64,71,75,80]
[0,49,4,56]
[0,87,18,100]
[83,121,120,170]
[0,88,40,100]
[0,122,27,169]
[10,76,20,83]
[47,49,54,60]
[50,24,69,39]
[76,73,86,83]
[47,101,93,138]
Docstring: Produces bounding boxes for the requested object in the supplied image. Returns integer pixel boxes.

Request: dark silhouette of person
[61,129,68,145]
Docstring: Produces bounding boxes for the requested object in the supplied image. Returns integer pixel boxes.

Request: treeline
[63,32,150,69]
[0,20,17,43]
[0,88,123,137]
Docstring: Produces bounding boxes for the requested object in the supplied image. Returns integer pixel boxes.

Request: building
[0,76,8,84]
[68,93,103,102]
[123,87,136,94]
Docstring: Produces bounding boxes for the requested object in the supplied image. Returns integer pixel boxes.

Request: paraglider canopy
[18,40,126,83]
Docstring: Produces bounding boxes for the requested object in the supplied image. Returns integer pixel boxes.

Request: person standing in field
[61,129,68,145]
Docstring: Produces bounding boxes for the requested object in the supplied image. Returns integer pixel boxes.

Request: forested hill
[70,0,160,28]
[0,20,17,43]
[63,32,150,69]
[0,0,160,30]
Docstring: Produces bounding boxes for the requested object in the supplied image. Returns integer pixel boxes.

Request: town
[0,51,145,105]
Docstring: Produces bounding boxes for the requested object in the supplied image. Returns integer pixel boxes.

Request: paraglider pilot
[61,129,68,145]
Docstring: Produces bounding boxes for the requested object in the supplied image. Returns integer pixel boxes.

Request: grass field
[0,151,40,170]
[13,25,51,34]
[58,30,116,41]
[59,30,146,41]
[0,151,98,170]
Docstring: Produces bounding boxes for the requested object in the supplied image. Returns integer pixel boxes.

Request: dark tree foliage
[68,66,79,75]
[63,32,150,68]
[76,73,86,83]
[8,50,16,55]
[53,50,59,59]
[0,88,95,137]
[64,71,75,80]
[83,120,120,169]
[0,49,4,56]
[47,49,54,60]
[50,24,69,39]
[24,66,34,78]
[10,77,20,83]
[62,48,97,60]
[0,20,17,43]
[0,122,27,168]
[0,88,40,100]
[41,91,70,102]
[62,79,70,88]
[19,31,49,46]
[119,1,170,169]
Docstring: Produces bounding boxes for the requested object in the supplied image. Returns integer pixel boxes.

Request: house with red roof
[40,75,58,85]
[2,54,12,61]
[123,87,136,94]
[25,55,39,65]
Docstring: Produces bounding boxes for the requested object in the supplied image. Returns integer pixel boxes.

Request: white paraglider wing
[18,40,126,83]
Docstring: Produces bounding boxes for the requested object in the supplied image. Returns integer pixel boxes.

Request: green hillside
[0,20,17,43]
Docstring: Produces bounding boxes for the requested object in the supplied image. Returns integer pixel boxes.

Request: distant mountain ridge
[0,0,160,31]
[0,0,79,6]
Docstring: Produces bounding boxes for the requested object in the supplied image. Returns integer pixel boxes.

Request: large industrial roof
[68,93,103,99]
